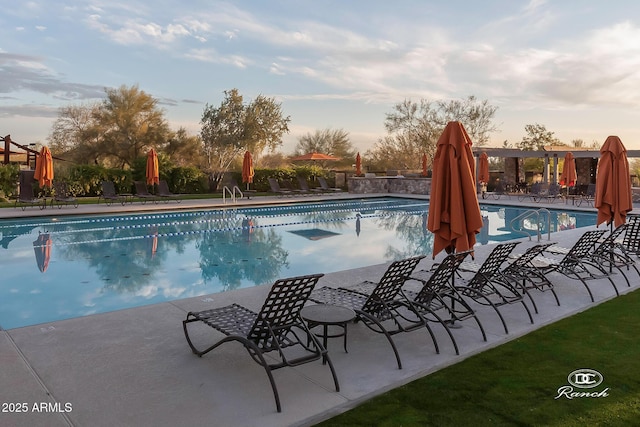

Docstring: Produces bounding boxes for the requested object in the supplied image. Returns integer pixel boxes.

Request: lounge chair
[498,242,560,313]
[623,216,640,256]
[51,181,78,208]
[15,171,45,210]
[317,177,343,193]
[157,180,181,203]
[297,176,324,193]
[228,178,256,199]
[134,181,157,204]
[532,230,619,302]
[483,180,509,200]
[268,177,294,197]
[576,184,596,207]
[555,224,638,288]
[402,250,487,355]
[182,273,337,413]
[282,179,310,195]
[446,242,534,334]
[98,181,127,205]
[309,255,427,369]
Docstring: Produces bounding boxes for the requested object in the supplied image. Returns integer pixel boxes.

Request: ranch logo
[555,369,609,400]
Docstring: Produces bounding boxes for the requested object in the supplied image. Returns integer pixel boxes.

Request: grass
[317,289,640,426]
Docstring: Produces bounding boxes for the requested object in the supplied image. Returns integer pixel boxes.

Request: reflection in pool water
[0,198,596,329]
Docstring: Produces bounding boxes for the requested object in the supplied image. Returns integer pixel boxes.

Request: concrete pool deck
[1,193,639,426]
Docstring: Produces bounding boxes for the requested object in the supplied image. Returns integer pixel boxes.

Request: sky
[2,0,640,155]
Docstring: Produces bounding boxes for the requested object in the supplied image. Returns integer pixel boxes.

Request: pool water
[0,197,596,329]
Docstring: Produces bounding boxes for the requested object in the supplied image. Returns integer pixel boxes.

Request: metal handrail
[222,185,244,204]
[509,208,551,241]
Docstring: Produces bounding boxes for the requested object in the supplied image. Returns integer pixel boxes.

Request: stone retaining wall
[348,177,431,195]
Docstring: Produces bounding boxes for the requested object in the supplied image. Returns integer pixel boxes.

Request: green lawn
[317,289,640,426]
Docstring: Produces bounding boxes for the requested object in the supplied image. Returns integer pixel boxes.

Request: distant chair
[99,181,126,206]
[576,184,596,207]
[15,171,45,210]
[317,177,343,193]
[268,178,294,197]
[134,181,157,204]
[157,180,181,203]
[51,181,78,208]
[297,176,324,193]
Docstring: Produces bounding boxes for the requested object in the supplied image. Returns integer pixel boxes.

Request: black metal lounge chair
[574,224,638,288]
[309,255,427,369]
[182,273,337,413]
[51,181,78,208]
[449,242,534,334]
[267,177,294,197]
[575,183,596,207]
[317,177,343,193]
[99,181,126,206]
[282,179,310,195]
[134,181,157,204]
[157,180,181,203]
[15,171,45,210]
[402,251,486,355]
[498,242,560,314]
[297,176,324,193]
[534,230,619,302]
[482,180,509,200]
[622,216,640,257]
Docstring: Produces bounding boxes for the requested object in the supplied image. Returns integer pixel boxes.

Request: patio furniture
[157,180,181,203]
[452,242,534,334]
[404,250,486,355]
[267,178,294,197]
[622,215,640,257]
[534,230,619,302]
[15,171,45,210]
[300,304,356,362]
[98,181,126,206]
[134,181,157,204]
[498,242,560,314]
[576,184,596,207]
[317,177,343,193]
[297,176,324,193]
[182,273,338,413]
[309,255,427,369]
[482,180,509,200]
[51,181,78,208]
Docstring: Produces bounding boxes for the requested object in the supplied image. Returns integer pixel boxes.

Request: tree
[49,102,104,164]
[366,96,498,170]
[200,89,290,183]
[165,127,205,168]
[518,123,560,151]
[48,85,171,168]
[96,85,171,168]
[294,128,357,167]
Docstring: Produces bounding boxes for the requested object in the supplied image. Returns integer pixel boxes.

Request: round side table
[300,304,356,363]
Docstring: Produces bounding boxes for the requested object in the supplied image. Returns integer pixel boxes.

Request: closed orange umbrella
[560,152,577,187]
[478,152,489,184]
[33,233,52,273]
[146,149,159,186]
[421,153,428,177]
[355,152,362,176]
[242,151,254,190]
[595,136,632,228]
[34,146,54,188]
[427,121,483,258]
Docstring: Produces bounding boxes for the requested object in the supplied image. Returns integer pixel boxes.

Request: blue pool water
[0,197,596,329]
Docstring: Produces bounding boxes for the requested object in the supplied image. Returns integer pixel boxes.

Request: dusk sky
[2,0,640,154]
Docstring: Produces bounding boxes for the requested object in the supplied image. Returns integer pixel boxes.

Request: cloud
[0,52,105,99]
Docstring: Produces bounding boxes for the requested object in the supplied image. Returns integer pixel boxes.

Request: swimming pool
[0,197,596,329]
